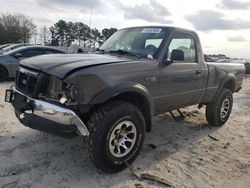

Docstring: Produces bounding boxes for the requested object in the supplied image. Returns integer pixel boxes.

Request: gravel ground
[0,77,249,188]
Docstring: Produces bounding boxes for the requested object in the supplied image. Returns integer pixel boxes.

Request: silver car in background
[0,44,12,50]
[0,44,30,54]
[0,46,65,81]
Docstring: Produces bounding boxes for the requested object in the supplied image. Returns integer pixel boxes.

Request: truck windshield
[100,27,167,58]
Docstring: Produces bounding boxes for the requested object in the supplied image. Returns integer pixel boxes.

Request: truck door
[157,32,207,114]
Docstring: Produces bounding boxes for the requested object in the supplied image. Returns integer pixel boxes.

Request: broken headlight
[59,82,78,104]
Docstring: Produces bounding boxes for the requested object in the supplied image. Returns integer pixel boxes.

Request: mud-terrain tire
[206,88,233,126]
[0,66,8,82]
[82,101,146,173]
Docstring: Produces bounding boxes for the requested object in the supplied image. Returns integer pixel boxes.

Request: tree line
[0,13,118,47]
[49,20,117,47]
[0,13,36,44]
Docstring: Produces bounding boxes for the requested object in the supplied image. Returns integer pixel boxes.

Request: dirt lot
[0,77,249,188]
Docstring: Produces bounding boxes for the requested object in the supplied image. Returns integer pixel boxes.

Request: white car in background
[0,44,30,54]
[0,44,12,50]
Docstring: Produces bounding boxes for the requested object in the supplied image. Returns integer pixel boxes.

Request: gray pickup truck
[5,26,245,173]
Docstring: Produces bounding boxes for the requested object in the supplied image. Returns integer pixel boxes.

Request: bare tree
[0,13,21,43]
[39,26,51,45]
[33,27,39,44]
[19,14,36,43]
[0,13,36,44]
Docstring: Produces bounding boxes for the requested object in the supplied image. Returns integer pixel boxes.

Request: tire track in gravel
[0,161,50,178]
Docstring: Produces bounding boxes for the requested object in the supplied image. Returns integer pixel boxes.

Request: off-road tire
[0,66,8,82]
[82,101,146,173]
[206,88,233,126]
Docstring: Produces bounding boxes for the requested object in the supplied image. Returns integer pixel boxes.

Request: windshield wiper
[109,49,141,58]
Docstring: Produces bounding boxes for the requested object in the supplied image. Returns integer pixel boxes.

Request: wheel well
[223,79,235,92]
[0,65,9,76]
[112,92,152,132]
[88,92,152,132]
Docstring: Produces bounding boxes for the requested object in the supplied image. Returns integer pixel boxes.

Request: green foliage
[0,13,118,47]
[102,28,118,40]
[49,20,118,47]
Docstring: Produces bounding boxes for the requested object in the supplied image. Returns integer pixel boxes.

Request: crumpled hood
[20,53,131,79]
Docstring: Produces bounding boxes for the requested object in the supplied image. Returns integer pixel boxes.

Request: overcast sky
[0,0,250,58]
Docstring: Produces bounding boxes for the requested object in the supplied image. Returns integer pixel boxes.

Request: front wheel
[82,101,146,173]
[206,88,233,126]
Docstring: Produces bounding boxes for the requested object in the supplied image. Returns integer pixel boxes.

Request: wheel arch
[223,78,236,92]
[212,74,236,102]
[0,64,9,80]
[89,84,154,132]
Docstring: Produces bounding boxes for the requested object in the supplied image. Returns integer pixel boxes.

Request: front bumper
[6,86,89,138]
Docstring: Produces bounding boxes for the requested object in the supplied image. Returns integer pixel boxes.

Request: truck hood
[20,53,131,79]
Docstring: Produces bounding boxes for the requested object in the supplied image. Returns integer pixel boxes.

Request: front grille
[15,67,48,98]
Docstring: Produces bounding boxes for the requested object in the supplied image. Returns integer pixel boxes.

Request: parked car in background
[0,46,65,81]
[0,44,30,54]
[0,44,12,50]
[245,62,250,74]
[216,59,231,63]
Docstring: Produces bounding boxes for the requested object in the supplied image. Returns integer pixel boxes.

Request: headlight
[40,76,79,105]
[60,82,78,104]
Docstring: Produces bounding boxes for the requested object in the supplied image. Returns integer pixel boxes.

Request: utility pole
[89,4,93,51]
[89,5,92,31]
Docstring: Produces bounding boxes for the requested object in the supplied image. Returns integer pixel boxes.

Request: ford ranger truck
[5,26,245,173]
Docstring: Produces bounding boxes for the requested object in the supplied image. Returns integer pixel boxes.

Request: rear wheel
[82,101,145,173]
[206,88,233,126]
[0,66,8,82]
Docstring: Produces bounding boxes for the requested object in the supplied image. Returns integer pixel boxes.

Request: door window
[168,33,197,62]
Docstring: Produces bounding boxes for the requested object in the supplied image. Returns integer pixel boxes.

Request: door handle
[145,76,157,82]
[193,69,203,79]
[196,69,202,75]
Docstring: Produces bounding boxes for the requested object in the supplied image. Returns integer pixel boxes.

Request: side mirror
[171,49,184,61]
[14,53,22,58]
